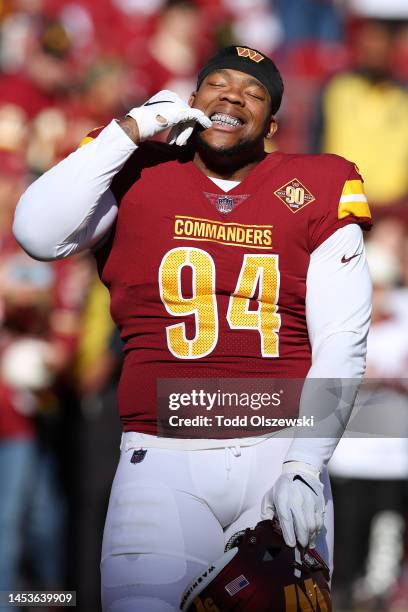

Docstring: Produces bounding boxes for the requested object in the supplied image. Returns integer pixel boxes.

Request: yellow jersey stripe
[339,178,371,219]
[79,136,94,147]
[341,179,365,196]
[338,200,372,220]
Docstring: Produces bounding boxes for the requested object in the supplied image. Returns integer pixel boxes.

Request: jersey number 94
[159,247,281,360]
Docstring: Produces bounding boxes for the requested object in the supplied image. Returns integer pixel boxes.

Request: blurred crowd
[0,1,408,611]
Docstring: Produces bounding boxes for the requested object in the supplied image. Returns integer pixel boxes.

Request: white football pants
[101,434,333,612]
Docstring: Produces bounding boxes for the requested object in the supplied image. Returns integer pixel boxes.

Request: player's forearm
[285,332,366,471]
[117,116,140,144]
[13,119,137,260]
[284,224,372,472]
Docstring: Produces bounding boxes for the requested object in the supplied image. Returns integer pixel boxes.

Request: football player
[13,46,372,612]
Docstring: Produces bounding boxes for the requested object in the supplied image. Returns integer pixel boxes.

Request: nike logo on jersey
[341,252,362,264]
[144,100,175,106]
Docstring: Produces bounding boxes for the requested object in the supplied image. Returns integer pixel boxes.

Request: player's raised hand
[261,461,326,549]
[127,90,212,145]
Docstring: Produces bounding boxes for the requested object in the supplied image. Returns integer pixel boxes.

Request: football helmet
[180,520,331,611]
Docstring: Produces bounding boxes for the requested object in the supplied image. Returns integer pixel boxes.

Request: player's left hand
[260,461,325,549]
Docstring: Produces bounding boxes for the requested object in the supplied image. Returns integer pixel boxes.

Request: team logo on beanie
[236,47,264,63]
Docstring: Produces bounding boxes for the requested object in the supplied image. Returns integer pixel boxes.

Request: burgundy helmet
[180,520,331,611]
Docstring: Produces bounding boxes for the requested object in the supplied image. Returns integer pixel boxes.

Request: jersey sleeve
[79,126,105,147]
[309,160,372,252]
[14,120,136,260]
[80,123,148,204]
[285,223,372,471]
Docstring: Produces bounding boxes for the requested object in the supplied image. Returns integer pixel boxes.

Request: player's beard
[192,121,269,176]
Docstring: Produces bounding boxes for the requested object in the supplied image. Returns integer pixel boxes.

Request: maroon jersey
[90,139,371,434]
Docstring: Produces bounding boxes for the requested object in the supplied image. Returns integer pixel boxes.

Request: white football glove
[127,90,212,145]
[261,461,325,549]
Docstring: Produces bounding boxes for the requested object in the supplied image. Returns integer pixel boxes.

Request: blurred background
[0,1,407,610]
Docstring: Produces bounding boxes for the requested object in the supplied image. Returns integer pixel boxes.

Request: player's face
[189,69,277,155]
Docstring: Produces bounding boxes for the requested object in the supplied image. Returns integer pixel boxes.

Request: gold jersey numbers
[159,247,281,360]
[159,248,218,359]
[227,254,281,358]
[284,579,329,611]
[192,596,220,611]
